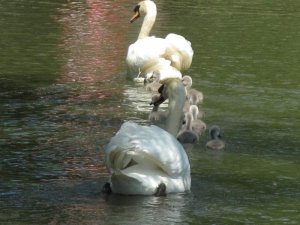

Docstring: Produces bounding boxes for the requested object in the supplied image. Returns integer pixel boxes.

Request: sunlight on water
[0,0,299,224]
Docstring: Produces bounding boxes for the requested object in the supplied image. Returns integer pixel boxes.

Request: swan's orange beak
[130,12,140,23]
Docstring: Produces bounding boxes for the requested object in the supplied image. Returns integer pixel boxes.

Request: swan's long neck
[165,79,186,136]
[138,7,156,39]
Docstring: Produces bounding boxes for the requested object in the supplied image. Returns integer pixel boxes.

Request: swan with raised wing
[105,67,190,195]
[126,0,193,78]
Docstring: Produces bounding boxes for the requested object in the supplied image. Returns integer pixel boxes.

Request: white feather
[105,121,191,195]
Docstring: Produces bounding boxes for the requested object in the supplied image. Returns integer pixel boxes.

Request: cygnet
[177,112,199,144]
[182,75,203,105]
[188,105,206,135]
[206,125,225,150]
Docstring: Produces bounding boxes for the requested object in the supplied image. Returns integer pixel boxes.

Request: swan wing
[165,33,194,71]
[105,121,189,177]
[105,122,191,195]
[126,36,168,77]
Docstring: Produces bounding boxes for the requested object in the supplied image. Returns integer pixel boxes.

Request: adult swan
[105,67,190,195]
[126,0,193,78]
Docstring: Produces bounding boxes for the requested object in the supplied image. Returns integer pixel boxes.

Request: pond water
[0,0,299,224]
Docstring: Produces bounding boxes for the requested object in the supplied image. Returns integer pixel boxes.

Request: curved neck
[165,79,186,136]
[138,11,156,39]
[185,113,193,131]
[190,106,198,119]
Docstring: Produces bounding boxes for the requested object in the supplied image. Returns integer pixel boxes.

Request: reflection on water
[59,193,190,225]
[58,0,129,84]
[0,0,300,224]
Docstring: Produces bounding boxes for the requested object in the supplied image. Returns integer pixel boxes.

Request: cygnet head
[150,93,165,106]
[182,75,192,89]
[177,131,198,144]
[150,94,160,105]
[206,125,225,150]
[209,125,222,140]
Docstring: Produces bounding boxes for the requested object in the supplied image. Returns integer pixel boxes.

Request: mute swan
[206,125,225,150]
[126,0,193,78]
[105,77,189,195]
[177,112,199,144]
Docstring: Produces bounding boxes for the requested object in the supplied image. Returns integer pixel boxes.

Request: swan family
[104,0,224,196]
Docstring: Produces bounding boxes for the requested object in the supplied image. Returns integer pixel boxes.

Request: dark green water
[0,0,299,224]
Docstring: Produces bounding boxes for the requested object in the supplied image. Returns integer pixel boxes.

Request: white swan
[105,121,190,195]
[126,0,193,78]
[105,75,189,195]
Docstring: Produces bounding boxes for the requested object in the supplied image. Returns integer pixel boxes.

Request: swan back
[126,38,169,78]
[105,121,191,195]
[153,63,182,83]
[165,33,194,71]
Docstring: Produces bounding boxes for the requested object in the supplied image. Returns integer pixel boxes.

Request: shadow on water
[0,0,130,223]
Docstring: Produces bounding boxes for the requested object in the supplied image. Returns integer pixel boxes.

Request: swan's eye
[133,5,140,13]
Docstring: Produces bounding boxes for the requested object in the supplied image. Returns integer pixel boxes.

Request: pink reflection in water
[58,0,130,84]
[52,0,133,179]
